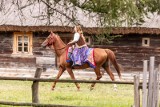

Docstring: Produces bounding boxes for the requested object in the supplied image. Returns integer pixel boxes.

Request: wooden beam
[134,75,140,107]
[156,65,160,107]
[0,101,89,107]
[142,60,148,107]
[148,57,155,107]
[0,76,136,84]
[32,67,43,103]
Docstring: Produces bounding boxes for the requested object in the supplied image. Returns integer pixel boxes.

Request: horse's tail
[105,49,121,79]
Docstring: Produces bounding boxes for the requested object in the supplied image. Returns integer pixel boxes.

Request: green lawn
[0,80,134,107]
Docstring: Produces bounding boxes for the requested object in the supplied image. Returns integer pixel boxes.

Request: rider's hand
[67,43,72,47]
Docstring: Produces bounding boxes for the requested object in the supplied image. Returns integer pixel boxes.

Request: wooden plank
[0,76,137,84]
[153,65,160,107]
[32,67,43,103]
[156,70,160,107]
[142,60,148,107]
[156,64,160,107]
[147,56,155,107]
[0,101,89,107]
[152,68,157,107]
[134,75,140,107]
[155,70,159,107]
[153,67,160,107]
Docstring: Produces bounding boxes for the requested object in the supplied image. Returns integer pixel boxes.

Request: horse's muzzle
[41,44,46,48]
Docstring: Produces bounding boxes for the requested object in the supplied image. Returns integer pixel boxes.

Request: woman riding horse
[67,25,95,68]
[41,27,121,91]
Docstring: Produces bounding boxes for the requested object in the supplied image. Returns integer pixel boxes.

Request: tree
[0,0,160,27]
[69,0,160,27]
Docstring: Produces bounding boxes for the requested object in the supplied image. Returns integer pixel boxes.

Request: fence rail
[0,76,135,84]
[0,101,86,107]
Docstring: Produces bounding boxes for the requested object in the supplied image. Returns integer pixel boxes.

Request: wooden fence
[0,56,159,107]
[134,56,160,107]
[0,69,134,107]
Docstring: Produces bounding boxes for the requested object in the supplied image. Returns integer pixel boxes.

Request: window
[142,38,150,46]
[13,32,33,55]
[85,36,91,45]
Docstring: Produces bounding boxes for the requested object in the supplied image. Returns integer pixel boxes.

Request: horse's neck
[55,36,66,48]
[54,36,66,57]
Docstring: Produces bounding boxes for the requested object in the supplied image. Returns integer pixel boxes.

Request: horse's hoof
[113,84,117,92]
[77,88,80,91]
[114,88,118,92]
[51,87,55,91]
[90,87,94,91]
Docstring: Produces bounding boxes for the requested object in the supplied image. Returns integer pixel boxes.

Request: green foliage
[93,33,122,45]
[69,0,160,27]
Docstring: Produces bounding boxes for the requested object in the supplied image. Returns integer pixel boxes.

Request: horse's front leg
[66,67,80,91]
[90,67,102,90]
[52,67,65,90]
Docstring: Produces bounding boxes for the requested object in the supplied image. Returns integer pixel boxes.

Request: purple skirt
[66,46,95,68]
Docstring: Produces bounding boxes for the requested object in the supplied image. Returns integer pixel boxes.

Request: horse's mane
[55,34,66,46]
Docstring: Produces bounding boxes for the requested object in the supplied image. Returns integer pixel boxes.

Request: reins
[55,46,66,50]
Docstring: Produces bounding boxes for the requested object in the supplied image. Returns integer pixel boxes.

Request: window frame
[13,32,33,55]
[142,38,150,47]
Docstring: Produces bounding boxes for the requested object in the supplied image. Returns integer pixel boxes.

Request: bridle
[48,33,67,51]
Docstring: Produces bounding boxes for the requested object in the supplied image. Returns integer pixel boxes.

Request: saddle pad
[66,47,96,68]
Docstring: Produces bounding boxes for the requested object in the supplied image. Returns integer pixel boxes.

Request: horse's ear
[50,31,56,36]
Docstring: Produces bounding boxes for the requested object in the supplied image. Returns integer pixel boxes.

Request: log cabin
[0,25,160,72]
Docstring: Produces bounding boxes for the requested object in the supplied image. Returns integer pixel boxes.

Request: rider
[67,25,88,66]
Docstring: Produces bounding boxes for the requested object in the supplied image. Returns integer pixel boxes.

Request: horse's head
[41,32,57,48]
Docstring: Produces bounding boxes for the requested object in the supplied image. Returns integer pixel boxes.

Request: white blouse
[73,32,80,42]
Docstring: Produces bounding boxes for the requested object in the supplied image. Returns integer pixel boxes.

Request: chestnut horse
[41,32,121,90]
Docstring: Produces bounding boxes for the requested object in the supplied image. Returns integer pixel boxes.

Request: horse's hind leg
[66,67,80,91]
[52,66,65,90]
[102,60,115,81]
[103,61,118,91]
[90,67,102,90]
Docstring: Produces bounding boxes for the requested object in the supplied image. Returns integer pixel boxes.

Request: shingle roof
[0,25,160,35]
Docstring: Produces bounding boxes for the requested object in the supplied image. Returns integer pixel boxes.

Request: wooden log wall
[92,34,160,72]
[0,31,160,72]
[0,32,13,54]
[0,32,55,69]
[32,32,55,57]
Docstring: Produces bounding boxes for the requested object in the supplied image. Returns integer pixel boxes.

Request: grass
[0,80,134,107]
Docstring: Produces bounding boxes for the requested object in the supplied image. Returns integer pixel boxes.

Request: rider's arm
[67,33,80,45]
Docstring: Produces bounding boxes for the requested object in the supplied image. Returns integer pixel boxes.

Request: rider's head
[74,25,83,34]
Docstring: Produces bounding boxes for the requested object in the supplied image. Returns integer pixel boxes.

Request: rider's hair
[75,25,85,41]
[75,25,83,34]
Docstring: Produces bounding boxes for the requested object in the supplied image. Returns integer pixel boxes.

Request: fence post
[156,64,160,107]
[147,56,155,107]
[152,64,160,107]
[142,60,148,107]
[32,67,46,103]
[134,75,140,107]
[152,68,158,107]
